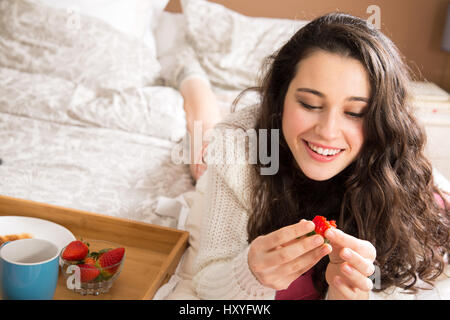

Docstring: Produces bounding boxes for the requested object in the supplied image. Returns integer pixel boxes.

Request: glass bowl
[59,239,125,296]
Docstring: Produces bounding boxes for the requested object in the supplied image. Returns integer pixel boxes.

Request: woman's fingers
[248,219,316,279]
[324,229,377,299]
[261,244,332,290]
[249,219,330,290]
[340,248,375,277]
[272,234,324,263]
[339,262,374,292]
[336,247,375,292]
[259,219,316,250]
[253,234,325,271]
[332,276,361,300]
[325,228,376,261]
[277,243,332,276]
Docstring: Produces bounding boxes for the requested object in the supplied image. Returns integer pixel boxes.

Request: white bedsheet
[0,111,194,227]
[0,71,195,227]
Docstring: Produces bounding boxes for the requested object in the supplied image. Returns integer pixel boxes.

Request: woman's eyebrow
[347,96,369,103]
[296,88,324,97]
[296,88,369,102]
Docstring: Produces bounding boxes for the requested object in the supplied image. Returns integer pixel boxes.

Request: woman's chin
[298,164,339,181]
[304,172,334,181]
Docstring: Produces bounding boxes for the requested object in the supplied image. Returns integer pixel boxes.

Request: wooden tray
[0,195,189,300]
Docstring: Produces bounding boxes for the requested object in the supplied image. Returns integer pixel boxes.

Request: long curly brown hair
[244,12,449,298]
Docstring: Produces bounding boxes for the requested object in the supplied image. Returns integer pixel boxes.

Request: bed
[0,0,198,228]
[1,0,449,299]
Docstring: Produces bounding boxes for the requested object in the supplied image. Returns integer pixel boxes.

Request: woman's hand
[179,77,221,182]
[324,228,376,300]
[248,219,332,290]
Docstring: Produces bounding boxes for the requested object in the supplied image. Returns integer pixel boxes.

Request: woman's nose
[315,110,341,140]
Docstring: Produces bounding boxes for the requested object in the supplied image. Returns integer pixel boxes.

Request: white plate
[0,216,76,253]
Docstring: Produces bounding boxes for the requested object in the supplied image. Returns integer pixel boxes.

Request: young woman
[168,12,449,300]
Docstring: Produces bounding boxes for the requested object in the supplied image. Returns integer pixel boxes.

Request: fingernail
[343,264,353,274]
[321,244,331,255]
[366,264,375,276]
[325,229,335,238]
[313,236,323,245]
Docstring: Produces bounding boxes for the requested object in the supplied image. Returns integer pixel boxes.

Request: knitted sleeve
[162,41,211,89]
[191,123,276,299]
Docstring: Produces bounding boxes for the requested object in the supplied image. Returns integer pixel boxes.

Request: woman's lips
[302,139,344,162]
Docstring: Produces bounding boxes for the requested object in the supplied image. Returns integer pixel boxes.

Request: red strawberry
[311,215,337,237]
[78,264,100,282]
[96,247,125,278]
[62,240,89,261]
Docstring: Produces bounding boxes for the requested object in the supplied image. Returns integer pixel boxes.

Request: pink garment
[434,192,449,210]
[275,268,321,300]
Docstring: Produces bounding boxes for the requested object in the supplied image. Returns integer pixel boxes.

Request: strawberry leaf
[88,251,100,260]
[306,231,316,237]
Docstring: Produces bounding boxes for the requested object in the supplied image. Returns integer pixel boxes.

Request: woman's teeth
[307,141,342,156]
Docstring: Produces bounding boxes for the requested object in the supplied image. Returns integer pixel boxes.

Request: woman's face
[282,50,370,181]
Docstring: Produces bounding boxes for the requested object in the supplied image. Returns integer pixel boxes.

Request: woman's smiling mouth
[303,140,344,162]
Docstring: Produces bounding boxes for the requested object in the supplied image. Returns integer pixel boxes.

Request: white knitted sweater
[188,104,450,300]
[191,103,274,299]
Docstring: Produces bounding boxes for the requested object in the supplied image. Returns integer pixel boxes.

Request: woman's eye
[298,101,321,110]
[345,111,365,118]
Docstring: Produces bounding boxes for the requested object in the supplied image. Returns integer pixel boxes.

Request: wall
[166,0,450,92]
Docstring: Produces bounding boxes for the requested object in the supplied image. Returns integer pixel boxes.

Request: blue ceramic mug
[0,238,59,300]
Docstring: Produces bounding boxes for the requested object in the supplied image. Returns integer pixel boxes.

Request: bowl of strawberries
[59,239,126,296]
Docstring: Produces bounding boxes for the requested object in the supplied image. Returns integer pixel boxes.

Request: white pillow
[0,0,161,91]
[181,0,309,90]
[155,11,187,76]
[155,12,186,59]
[29,0,169,57]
